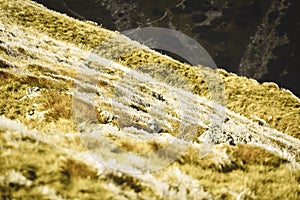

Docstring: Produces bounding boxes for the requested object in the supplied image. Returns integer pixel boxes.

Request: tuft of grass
[230,144,288,167]
[42,90,72,121]
[62,159,98,181]
[171,143,300,200]
[0,127,112,200]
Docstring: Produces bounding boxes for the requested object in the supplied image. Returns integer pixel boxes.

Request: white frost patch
[37,185,65,200]
[158,166,213,200]
[0,170,32,187]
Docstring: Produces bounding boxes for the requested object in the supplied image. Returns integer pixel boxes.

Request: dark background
[34,0,299,97]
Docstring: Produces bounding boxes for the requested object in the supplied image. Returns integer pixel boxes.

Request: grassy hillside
[0,0,299,199]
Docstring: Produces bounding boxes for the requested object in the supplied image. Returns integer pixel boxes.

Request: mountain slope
[0,0,299,199]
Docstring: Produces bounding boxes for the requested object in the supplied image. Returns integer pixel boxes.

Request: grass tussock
[42,90,72,121]
[175,151,300,200]
[0,129,112,200]
[0,0,114,49]
[230,144,288,167]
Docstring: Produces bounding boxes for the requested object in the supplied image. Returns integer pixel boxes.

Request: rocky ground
[0,0,300,199]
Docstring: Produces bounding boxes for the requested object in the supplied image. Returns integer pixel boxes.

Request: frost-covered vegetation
[0,0,300,199]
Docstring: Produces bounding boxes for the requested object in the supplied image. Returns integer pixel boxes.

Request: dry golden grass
[0,129,112,199]
[42,90,72,121]
[1,0,300,199]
